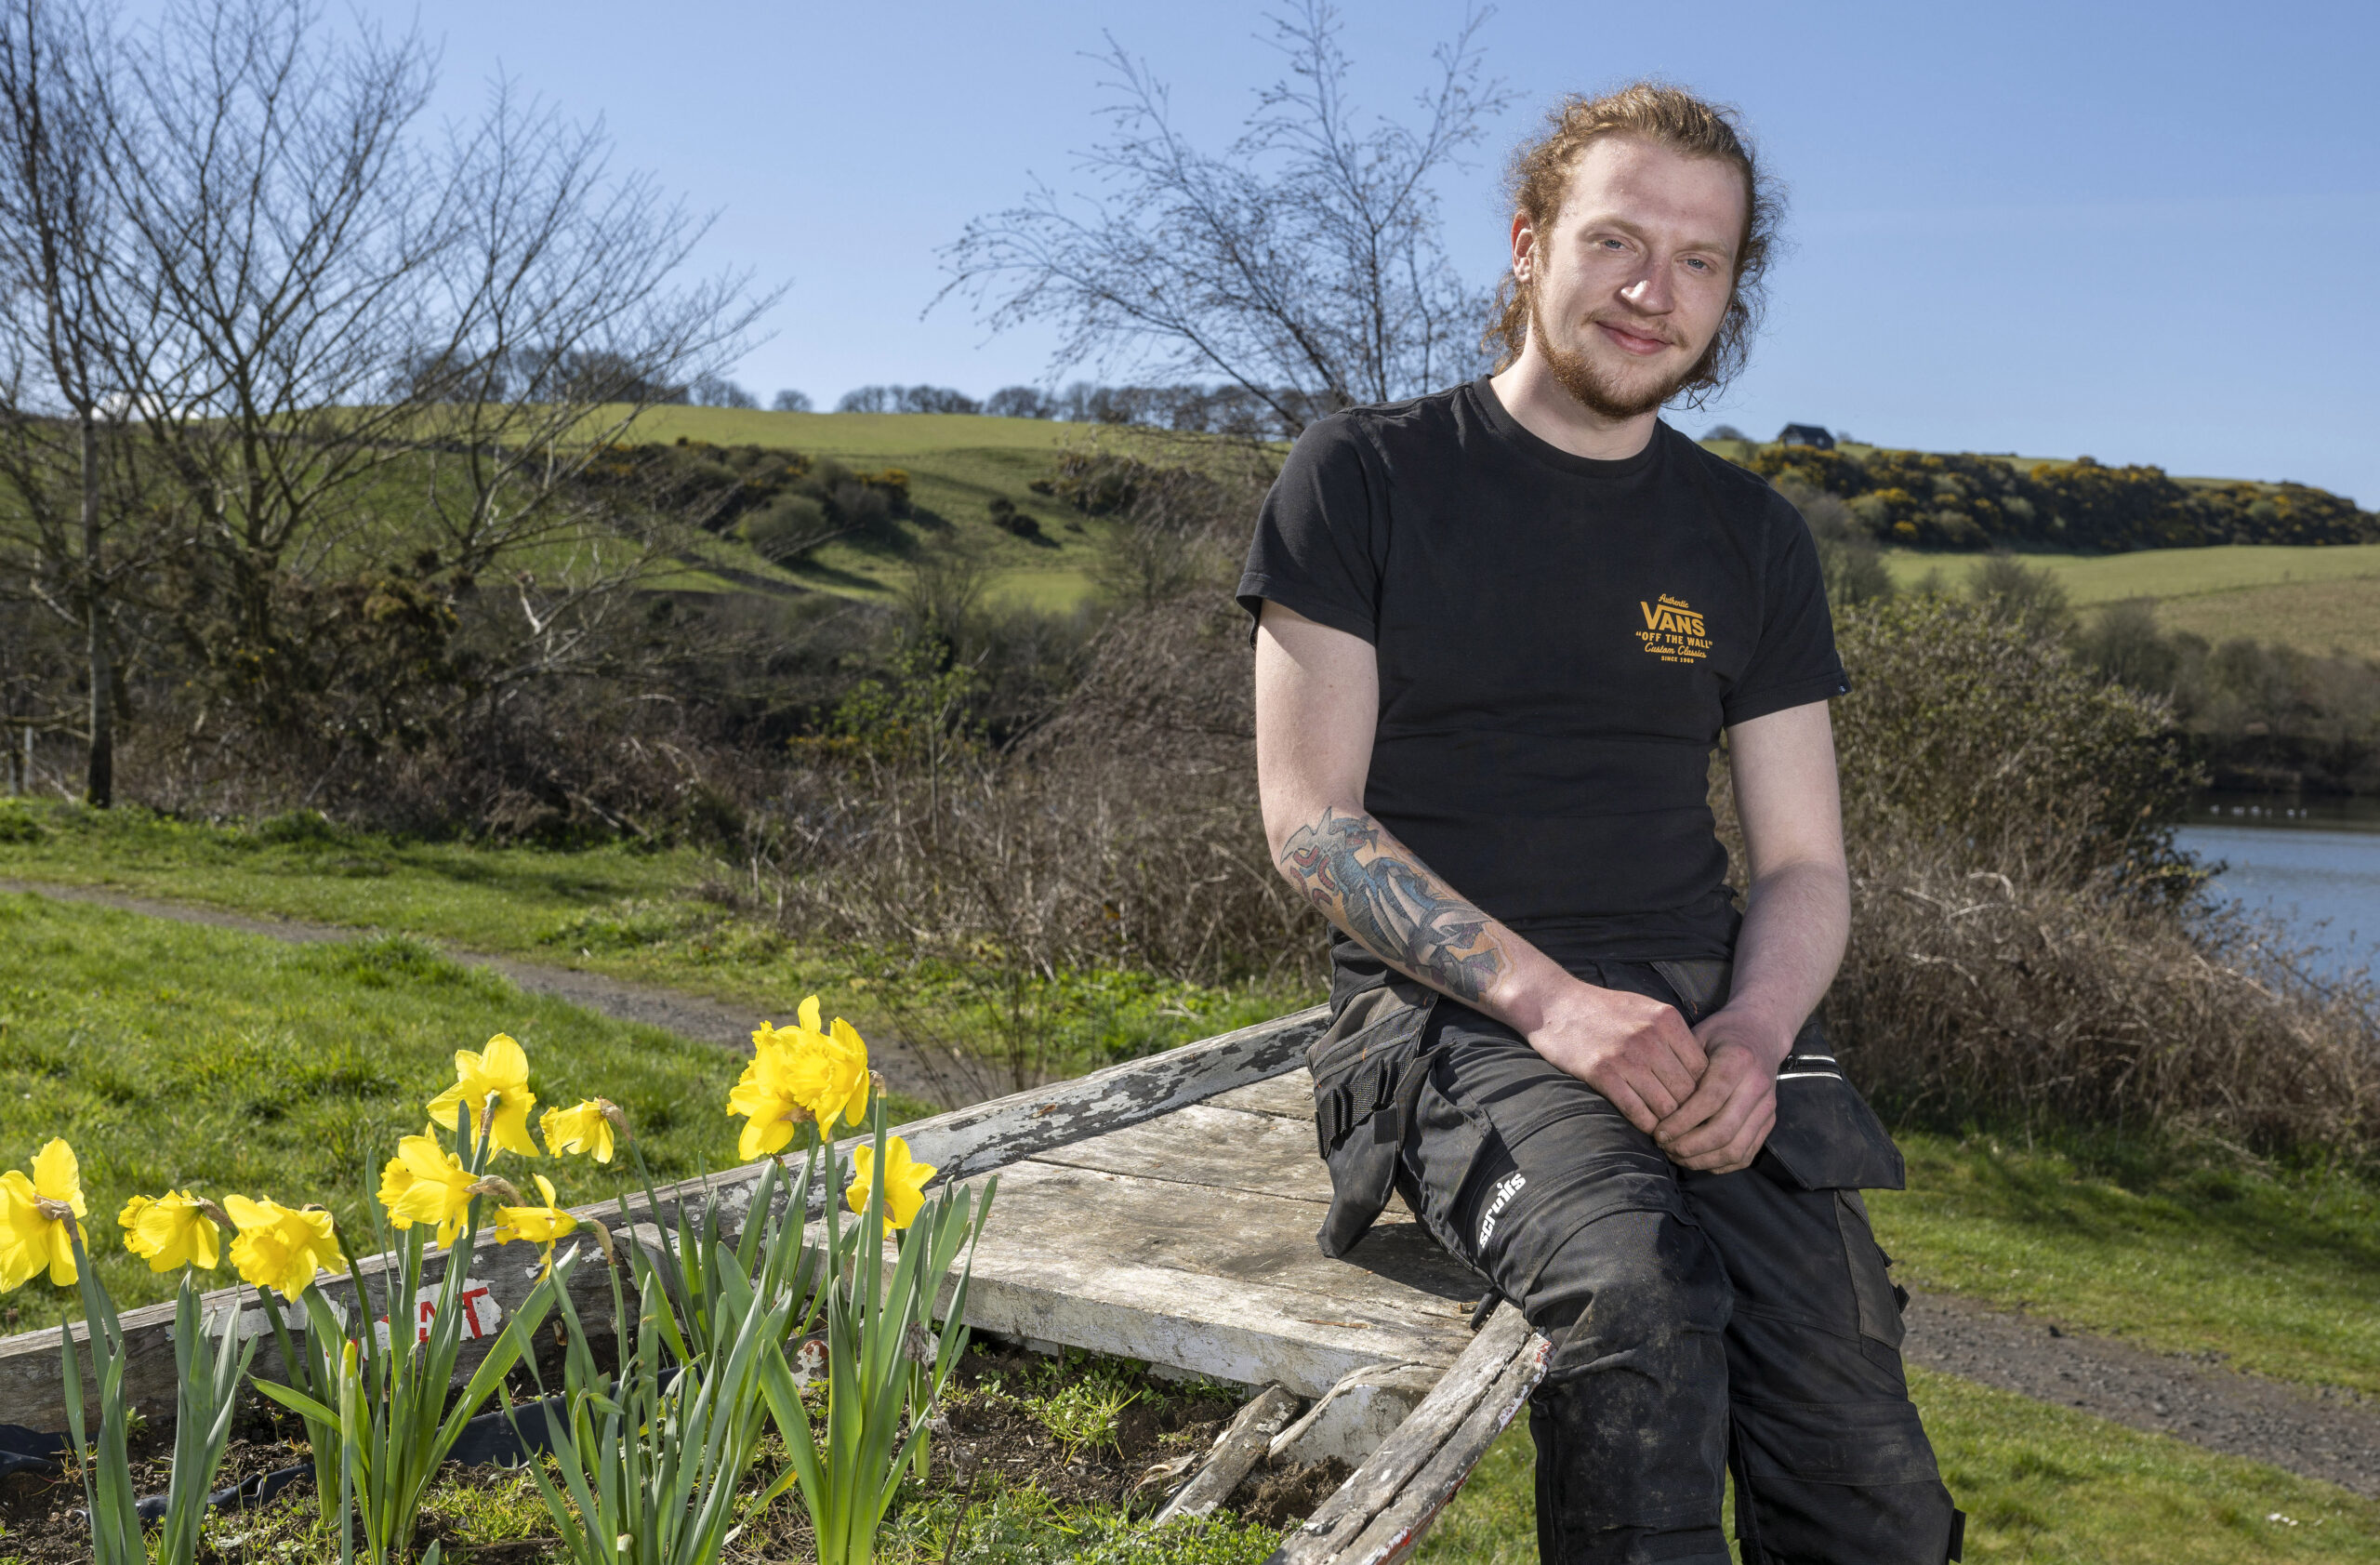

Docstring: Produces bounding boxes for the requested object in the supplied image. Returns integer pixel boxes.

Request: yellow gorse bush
[0,1138,86,1290]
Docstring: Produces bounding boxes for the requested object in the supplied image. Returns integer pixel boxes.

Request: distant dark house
[1777,423,1835,449]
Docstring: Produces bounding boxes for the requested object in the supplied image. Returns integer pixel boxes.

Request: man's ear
[1510,210,1536,283]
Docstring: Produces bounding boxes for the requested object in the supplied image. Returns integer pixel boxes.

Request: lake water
[2175,795,2380,984]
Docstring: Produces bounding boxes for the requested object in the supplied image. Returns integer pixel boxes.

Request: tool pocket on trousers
[1759,1015,1907,1194]
[1307,981,1437,1258]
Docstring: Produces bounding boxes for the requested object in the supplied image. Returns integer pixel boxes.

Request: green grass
[2153,577,2380,661]
[0,800,706,950]
[1882,543,2380,605]
[1871,1133,2380,1397]
[0,799,1297,1088]
[576,404,1140,610]
[1879,544,2380,657]
[1419,1371,2380,1563]
[0,893,750,1313]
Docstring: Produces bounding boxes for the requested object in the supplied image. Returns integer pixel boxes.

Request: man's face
[1514,136,1745,420]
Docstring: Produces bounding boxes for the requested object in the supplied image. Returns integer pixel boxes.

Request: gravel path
[0,879,1006,1107]
[8,878,2376,1494]
[1903,1292,2380,1497]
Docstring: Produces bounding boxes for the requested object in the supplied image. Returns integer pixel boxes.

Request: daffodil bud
[596,1098,633,1146]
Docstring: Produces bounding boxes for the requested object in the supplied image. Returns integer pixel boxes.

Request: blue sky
[382,0,2378,503]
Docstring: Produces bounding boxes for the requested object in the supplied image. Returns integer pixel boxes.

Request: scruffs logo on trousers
[1477,1172,1527,1248]
[1637,593,1712,665]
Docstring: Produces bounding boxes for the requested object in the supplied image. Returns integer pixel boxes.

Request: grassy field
[586,407,2380,636]
[1420,1370,2380,1564]
[1883,542,2380,604]
[0,893,754,1313]
[588,404,1163,610]
[0,799,1294,1090]
[1872,1134,2380,1397]
[1883,543,2380,658]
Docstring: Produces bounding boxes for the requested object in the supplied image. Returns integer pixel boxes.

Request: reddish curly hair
[1486,83,1781,404]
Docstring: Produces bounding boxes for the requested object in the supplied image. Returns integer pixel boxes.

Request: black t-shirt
[1237,377,1847,979]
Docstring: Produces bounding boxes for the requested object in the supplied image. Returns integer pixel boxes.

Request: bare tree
[944,1,1508,434]
[0,0,160,804]
[87,0,772,740]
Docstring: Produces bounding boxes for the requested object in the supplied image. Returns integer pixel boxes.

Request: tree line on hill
[824,380,1329,437]
[1749,442,2373,552]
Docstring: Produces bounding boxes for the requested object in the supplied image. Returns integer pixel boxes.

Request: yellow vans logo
[1637,593,1712,665]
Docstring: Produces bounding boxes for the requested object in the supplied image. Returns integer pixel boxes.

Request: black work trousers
[1310,962,1959,1565]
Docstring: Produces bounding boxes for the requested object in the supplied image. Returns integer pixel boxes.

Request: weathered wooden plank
[1266,1305,1533,1565]
[966,1160,1477,1322]
[1204,1068,1317,1121]
[0,1231,616,1441]
[1268,1360,1445,1467]
[1030,1103,1331,1203]
[1156,1384,1304,1524]
[853,1004,1326,1196]
[0,1005,1325,1434]
[1330,1333,1551,1565]
[937,1160,1477,1397]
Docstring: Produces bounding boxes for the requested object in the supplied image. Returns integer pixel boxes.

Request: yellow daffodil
[0,1139,87,1291]
[789,1016,871,1134]
[732,996,873,1157]
[426,1033,540,1158]
[379,1134,477,1247]
[728,1028,815,1161]
[491,1174,576,1272]
[846,1136,934,1238]
[119,1190,223,1272]
[225,1197,345,1302]
[541,1100,618,1164]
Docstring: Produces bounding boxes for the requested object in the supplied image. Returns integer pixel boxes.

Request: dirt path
[9,879,2378,1495]
[1903,1292,2380,1497]
[0,879,1006,1107]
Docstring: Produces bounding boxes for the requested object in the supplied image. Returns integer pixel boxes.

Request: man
[1240,85,1962,1564]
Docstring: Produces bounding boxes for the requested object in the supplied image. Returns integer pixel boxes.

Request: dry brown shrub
[1788,594,2380,1160]
[1832,847,2378,1155]
[759,450,1320,1087]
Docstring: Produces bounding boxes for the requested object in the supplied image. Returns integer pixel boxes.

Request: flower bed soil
[0,1339,1349,1563]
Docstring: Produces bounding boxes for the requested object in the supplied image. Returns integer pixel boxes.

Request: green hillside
[1884,544,2380,659]
[607,409,2377,648]
[601,405,1158,610]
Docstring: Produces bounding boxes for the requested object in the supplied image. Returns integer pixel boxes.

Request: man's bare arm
[1275,805,1507,1003]
[1653,699,1851,1172]
[1256,603,1707,1131]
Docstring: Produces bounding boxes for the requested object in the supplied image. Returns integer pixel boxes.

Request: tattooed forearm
[1277,806,1506,1003]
